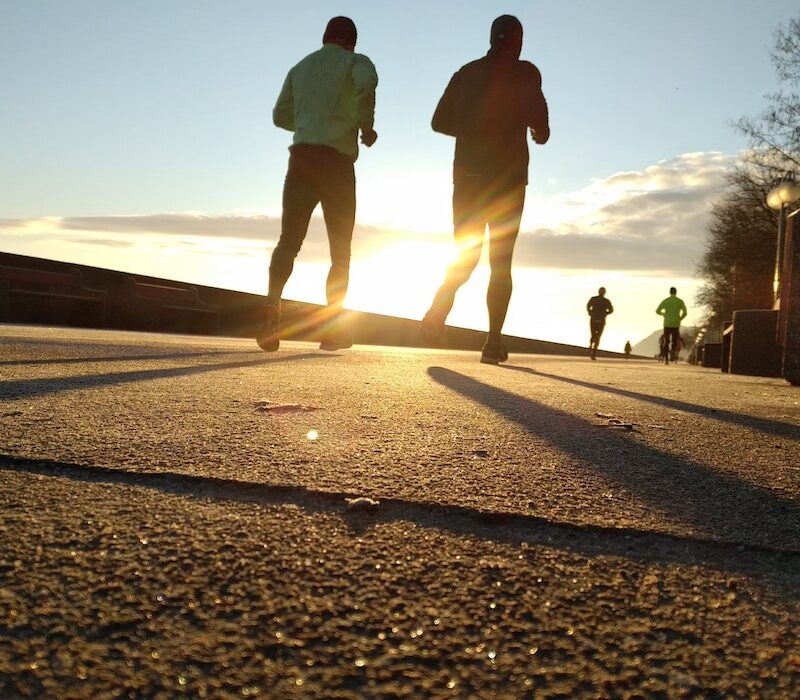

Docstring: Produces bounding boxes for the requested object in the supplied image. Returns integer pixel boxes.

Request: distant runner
[656,287,688,365]
[586,286,613,360]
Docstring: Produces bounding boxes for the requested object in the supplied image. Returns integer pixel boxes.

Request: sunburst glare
[346,241,455,319]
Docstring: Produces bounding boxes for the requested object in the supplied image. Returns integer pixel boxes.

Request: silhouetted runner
[420,15,550,364]
[257,17,378,352]
[586,286,613,360]
[656,287,688,365]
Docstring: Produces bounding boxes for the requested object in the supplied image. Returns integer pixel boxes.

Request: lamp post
[766,177,800,305]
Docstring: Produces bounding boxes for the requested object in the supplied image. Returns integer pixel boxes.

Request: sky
[2,1,798,350]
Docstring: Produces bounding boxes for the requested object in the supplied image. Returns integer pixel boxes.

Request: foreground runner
[258,17,378,352]
[421,15,550,364]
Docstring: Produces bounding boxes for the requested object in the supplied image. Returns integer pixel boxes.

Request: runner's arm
[526,64,550,145]
[432,72,459,136]
[352,55,378,137]
[273,73,295,131]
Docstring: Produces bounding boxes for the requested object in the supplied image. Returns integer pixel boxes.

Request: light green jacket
[656,294,688,328]
[273,44,378,161]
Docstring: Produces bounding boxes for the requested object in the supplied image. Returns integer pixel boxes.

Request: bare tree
[696,167,777,321]
[697,13,800,320]
[736,13,800,174]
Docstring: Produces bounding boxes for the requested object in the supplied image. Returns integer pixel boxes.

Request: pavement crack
[2,454,799,582]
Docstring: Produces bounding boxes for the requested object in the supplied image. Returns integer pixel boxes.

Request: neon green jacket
[273,44,378,161]
[656,295,687,328]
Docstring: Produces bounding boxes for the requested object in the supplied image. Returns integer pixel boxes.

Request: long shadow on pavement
[0,352,335,401]
[503,365,800,441]
[428,366,800,554]
[0,350,256,367]
[2,454,798,599]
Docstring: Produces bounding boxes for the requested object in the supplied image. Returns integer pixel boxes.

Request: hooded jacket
[432,47,549,185]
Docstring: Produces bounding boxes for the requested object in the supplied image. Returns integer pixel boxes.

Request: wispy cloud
[61,237,134,249]
[57,214,277,239]
[0,151,734,277]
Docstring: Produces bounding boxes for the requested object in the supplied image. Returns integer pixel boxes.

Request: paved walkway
[1,325,799,697]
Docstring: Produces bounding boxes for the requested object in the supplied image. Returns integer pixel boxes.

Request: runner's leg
[268,148,320,304]
[319,152,356,320]
[426,177,487,320]
[486,185,525,339]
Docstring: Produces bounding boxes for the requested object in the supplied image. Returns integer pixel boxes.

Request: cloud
[0,151,735,277]
[0,211,424,262]
[58,214,278,239]
[62,237,134,249]
[513,229,691,274]
[516,151,734,274]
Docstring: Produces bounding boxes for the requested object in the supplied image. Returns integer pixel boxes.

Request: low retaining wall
[0,252,620,357]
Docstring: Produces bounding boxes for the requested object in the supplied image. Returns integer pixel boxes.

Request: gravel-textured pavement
[1,325,799,697]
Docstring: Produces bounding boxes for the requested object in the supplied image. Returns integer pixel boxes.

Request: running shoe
[256,304,280,352]
[319,325,354,351]
[480,339,509,365]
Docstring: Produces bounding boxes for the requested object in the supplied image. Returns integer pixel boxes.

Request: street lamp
[766,176,800,304]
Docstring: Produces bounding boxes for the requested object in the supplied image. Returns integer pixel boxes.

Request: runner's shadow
[427,366,800,552]
[0,350,254,367]
[0,352,336,401]
[503,365,800,441]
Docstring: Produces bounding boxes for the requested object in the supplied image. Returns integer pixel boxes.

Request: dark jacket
[432,48,549,185]
[587,295,614,321]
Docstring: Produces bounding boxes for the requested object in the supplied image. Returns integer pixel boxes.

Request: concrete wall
[0,252,623,358]
[729,309,782,377]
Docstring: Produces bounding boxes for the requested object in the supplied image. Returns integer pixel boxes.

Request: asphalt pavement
[1,324,799,697]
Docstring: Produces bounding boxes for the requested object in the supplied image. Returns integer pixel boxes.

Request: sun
[346,241,455,320]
